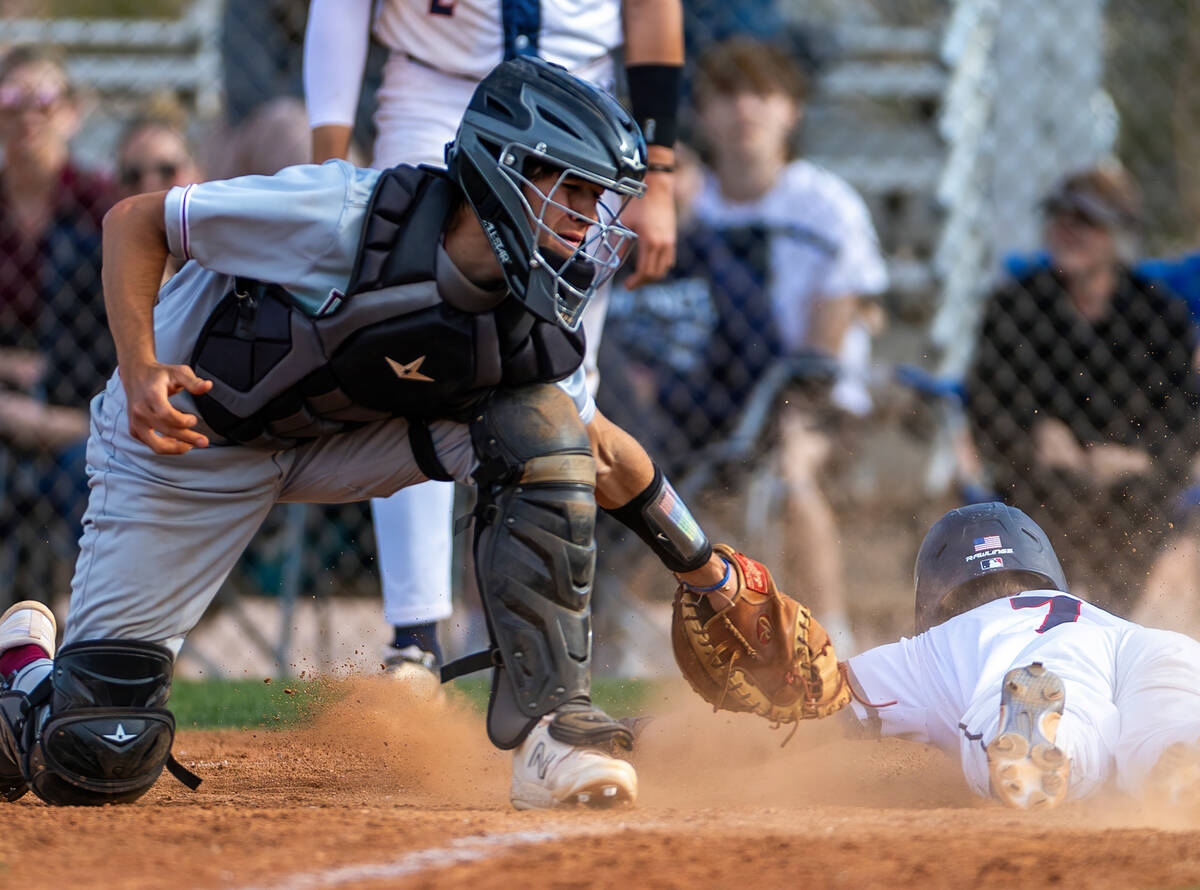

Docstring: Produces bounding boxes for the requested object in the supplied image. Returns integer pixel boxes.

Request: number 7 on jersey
[1010,595,1082,633]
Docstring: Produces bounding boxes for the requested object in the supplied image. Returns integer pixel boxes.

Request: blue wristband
[681,557,731,593]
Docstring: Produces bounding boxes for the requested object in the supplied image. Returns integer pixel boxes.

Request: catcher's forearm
[311,124,352,164]
[102,192,172,371]
[588,411,713,573]
[587,410,654,509]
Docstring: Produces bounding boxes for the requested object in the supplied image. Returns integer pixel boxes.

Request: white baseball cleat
[510,714,638,810]
[987,662,1070,810]
[380,644,445,702]
[1145,740,1200,807]
[0,600,57,662]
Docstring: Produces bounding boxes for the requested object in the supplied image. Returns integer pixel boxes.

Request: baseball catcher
[0,57,764,810]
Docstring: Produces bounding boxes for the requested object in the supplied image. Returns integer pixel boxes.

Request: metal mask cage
[498,147,643,330]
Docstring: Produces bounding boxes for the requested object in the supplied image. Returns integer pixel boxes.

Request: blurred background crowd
[3,0,1200,677]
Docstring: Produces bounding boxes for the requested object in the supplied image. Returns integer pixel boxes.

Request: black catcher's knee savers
[470,384,598,748]
[26,640,179,806]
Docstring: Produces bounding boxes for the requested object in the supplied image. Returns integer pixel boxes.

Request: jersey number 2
[1010,595,1081,633]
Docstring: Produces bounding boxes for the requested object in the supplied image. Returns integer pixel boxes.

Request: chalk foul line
[230,823,634,890]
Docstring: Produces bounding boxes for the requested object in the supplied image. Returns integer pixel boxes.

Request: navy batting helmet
[446,57,647,331]
[914,502,1068,633]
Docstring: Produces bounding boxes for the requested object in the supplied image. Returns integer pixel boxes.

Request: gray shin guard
[26,640,187,806]
[470,385,603,749]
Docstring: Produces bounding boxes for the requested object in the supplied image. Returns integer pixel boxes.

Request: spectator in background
[0,46,114,541]
[610,37,889,651]
[115,99,203,283]
[0,47,112,396]
[966,165,1198,614]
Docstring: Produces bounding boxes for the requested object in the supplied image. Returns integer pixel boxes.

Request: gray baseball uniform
[64,160,595,654]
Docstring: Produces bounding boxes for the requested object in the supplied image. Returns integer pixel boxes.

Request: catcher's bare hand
[122,361,213,454]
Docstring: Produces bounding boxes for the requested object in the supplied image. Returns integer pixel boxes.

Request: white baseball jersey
[848,593,1200,800]
[305,0,620,166]
[691,160,888,415]
[691,160,889,353]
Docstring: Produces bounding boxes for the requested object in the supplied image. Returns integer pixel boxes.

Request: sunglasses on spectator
[1041,188,1135,231]
[119,162,182,187]
[0,85,65,113]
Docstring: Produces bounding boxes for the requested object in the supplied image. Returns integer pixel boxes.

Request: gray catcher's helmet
[446,56,647,330]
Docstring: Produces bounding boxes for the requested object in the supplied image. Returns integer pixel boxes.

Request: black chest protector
[190,166,584,449]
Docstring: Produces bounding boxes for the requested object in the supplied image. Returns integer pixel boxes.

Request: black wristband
[625,64,682,147]
[605,463,712,573]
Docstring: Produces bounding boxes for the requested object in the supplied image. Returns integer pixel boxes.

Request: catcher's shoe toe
[1145,740,1200,807]
[511,715,637,811]
[987,662,1070,810]
[0,601,56,663]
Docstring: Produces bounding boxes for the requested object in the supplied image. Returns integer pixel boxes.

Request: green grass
[445,677,655,718]
[170,676,656,730]
[170,679,328,729]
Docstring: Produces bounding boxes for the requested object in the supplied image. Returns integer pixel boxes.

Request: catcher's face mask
[502,155,641,330]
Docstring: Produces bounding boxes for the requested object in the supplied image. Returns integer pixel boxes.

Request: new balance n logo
[527,741,557,779]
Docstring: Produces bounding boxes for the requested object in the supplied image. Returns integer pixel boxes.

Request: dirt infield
[3,678,1198,890]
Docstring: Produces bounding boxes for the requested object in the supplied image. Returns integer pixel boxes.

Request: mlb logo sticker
[981,557,1005,570]
[973,535,1002,552]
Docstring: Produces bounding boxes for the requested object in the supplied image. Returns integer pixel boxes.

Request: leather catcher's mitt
[671,544,852,726]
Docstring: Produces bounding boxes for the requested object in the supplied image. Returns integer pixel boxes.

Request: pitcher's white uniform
[848,593,1200,800]
[304,0,622,631]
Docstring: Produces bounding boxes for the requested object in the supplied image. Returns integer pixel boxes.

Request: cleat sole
[987,663,1070,810]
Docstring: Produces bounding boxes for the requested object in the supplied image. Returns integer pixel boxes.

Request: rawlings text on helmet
[913,503,1069,633]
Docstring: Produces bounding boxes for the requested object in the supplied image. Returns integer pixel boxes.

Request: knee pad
[470,384,597,748]
[26,640,179,806]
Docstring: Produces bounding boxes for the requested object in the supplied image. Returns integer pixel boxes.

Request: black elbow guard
[606,464,711,573]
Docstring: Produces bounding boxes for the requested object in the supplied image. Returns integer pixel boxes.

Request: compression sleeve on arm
[303,0,374,128]
[605,463,711,572]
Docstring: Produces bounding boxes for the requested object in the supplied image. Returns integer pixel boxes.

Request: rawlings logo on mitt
[671,544,851,730]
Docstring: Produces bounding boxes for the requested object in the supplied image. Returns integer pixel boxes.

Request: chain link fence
[2,0,1199,668]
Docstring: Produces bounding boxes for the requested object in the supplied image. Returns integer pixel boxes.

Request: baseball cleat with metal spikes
[511,714,637,811]
[987,662,1070,810]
